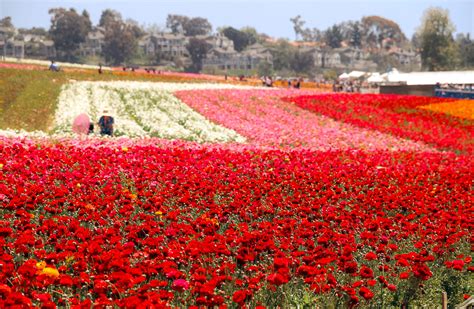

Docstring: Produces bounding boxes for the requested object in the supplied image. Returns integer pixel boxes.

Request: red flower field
[0,89,473,307]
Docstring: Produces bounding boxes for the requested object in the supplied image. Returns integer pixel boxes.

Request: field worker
[98,110,114,136]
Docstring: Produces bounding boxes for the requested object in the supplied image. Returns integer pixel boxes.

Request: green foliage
[186,38,211,72]
[417,7,458,71]
[362,15,406,48]
[99,9,122,28]
[270,39,294,71]
[350,22,363,48]
[166,14,189,34]
[0,16,14,28]
[290,15,306,41]
[290,50,314,74]
[48,8,92,62]
[222,27,251,52]
[325,25,343,48]
[102,21,138,65]
[166,14,212,36]
[456,33,474,69]
[240,27,259,45]
[184,17,212,36]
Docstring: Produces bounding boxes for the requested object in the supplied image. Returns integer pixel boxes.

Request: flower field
[0,74,473,308]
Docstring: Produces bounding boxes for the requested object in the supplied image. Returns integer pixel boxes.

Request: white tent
[367,72,383,83]
[348,71,367,79]
[339,72,349,79]
[384,69,474,85]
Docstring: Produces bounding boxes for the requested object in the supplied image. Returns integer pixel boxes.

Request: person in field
[98,110,114,136]
[72,113,91,136]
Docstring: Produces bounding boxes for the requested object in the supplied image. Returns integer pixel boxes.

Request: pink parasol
[72,113,91,135]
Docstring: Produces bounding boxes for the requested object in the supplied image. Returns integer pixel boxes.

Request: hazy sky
[2,0,473,39]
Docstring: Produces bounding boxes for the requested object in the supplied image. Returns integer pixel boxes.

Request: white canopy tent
[367,73,383,83]
[339,72,349,79]
[383,69,474,85]
[348,71,367,79]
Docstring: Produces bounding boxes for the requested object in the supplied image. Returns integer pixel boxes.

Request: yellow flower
[76,183,81,188]
[36,261,46,270]
[211,218,219,226]
[0,163,3,169]
[155,211,163,216]
[41,267,60,278]
[122,147,129,152]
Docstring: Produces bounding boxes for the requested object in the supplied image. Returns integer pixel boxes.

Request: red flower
[359,286,374,300]
[232,289,249,305]
[267,273,289,286]
[359,265,374,279]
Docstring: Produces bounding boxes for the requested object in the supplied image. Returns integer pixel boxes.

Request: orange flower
[418,100,474,120]
[41,267,60,278]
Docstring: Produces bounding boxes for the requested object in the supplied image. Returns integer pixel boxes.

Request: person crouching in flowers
[98,110,114,136]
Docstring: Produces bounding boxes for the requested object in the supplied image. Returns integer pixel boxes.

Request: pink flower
[171,279,189,292]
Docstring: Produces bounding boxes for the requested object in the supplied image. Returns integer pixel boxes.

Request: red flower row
[282,93,473,154]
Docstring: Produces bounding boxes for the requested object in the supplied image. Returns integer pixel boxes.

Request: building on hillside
[25,39,56,59]
[17,33,56,59]
[138,33,189,58]
[202,43,273,72]
[79,28,105,57]
[205,32,235,51]
[0,39,25,59]
[310,47,377,71]
[387,48,421,70]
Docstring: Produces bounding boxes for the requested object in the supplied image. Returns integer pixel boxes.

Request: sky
[2,0,473,40]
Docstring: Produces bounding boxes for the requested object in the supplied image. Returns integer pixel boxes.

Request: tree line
[1,7,473,73]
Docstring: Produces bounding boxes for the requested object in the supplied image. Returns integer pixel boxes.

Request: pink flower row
[174,89,436,152]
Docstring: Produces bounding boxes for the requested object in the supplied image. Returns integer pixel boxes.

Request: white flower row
[1,57,112,71]
[53,81,248,143]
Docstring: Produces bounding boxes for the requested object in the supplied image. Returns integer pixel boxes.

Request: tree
[186,38,211,72]
[166,15,212,36]
[49,8,92,61]
[417,7,457,70]
[82,10,92,32]
[290,15,306,41]
[102,21,137,65]
[456,33,474,68]
[362,15,406,49]
[125,18,145,38]
[99,9,122,29]
[222,27,251,51]
[349,22,362,48]
[270,39,295,71]
[240,27,259,45]
[183,17,212,36]
[324,25,343,48]
[290,50,314,74]
[0,17,14,28]
[166,14,189,34]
